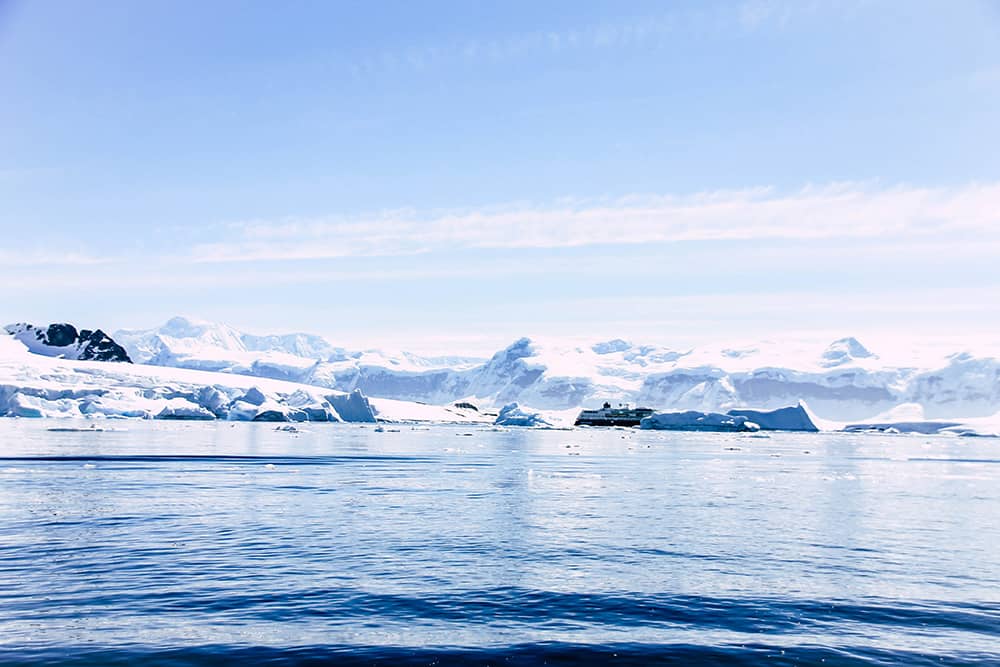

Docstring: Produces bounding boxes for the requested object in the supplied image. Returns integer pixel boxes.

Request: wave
[0,454,434,465]
[12,588,998,636]
[0,641,996,667]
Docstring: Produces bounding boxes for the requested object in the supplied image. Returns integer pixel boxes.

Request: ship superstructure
[575,401,654,427]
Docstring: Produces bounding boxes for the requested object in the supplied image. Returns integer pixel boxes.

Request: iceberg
[329,389,377,423]
[640,410,760,432]
[494,403,552,428]
[726,403,819,432]
[156,400,217,421]
[842,420,965,435]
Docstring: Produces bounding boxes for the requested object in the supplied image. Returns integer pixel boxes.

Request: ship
[574,401,655,427]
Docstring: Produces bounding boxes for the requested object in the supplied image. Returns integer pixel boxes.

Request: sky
[2,0,1000,355]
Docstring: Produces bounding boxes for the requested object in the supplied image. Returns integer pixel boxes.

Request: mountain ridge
[98,316,1000,422]
[3,315,999,425]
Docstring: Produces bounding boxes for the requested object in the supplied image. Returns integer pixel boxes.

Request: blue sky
[2,0,1000,354]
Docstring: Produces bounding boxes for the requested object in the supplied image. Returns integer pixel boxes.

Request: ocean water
[0,421,997,666]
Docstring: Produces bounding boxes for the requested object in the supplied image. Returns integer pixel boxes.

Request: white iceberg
[640,410,760,432]
[726,403,819,432]
[494,402,552,428]
[156,400,216,421]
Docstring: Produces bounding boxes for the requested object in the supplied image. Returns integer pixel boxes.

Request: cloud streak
[348,1,843,77]
[0,250,113,268]
[190,181,1000,263]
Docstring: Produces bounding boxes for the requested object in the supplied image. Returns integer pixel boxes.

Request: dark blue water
[1,421,997,665]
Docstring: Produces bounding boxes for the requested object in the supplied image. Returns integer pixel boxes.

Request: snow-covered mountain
[102,317,1000,422]
[0,329,483,423]
[115,316,482,381]
[5,323,132,363]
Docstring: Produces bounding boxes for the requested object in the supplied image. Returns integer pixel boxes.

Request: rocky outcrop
[5,323,132,363]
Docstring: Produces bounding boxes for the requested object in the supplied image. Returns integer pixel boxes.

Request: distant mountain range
[0,322,479,424]
[5,316,999,423]
[77,316,999,422]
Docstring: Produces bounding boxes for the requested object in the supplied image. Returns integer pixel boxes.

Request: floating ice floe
[640,410,760,432]
[840,402,1000,437]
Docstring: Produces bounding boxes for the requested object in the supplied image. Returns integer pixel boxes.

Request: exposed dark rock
[79,328,132,362]
[4,322,132,363]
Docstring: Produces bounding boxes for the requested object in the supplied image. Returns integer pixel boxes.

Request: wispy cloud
[349,1,838,76]
[0,250,113,268]
[190,182,1000,263]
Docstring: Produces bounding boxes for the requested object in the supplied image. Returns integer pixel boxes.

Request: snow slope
[0,333,482,423]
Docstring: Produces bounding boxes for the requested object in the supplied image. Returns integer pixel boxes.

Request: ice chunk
[226,400,261,421]
[197,385,234,416]
[240,387,267,406]
[156,400,216,420]
[8,393,45,418]
[640,410,760,432]
[494,402,552,427]
[726,403,819,432]
[284,389,339,422]
[327,389,376,422]
[843,421,961,434]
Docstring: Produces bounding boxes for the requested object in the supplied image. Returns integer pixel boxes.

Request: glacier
[0,332,484,424]
[4,316,1000,434]
[104,317,1000,425]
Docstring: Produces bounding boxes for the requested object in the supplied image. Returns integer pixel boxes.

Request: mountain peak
[821,337,876,367]
[161,315,217,337]
[501,337,536,358]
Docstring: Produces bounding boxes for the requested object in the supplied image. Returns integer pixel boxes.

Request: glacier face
[0,331,489,423]
[101,317,1000,422]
